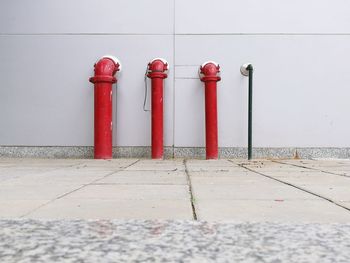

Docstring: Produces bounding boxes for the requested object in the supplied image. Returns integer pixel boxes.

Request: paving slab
[186,159,244,172]
[322,170,350,177]
[251,170,324,177]
[240,162,312,173]
[247,167,350,204]
[75,159,138,169]
[190,174,267,185]
[26,199,193,220]
[277,159,317,164]
[0,163,18,168]
[195,199,350,222]
[188,170,253,177]
[264,172,346,181]
[1,220,350,262]
[2,158,350,262]
[297,185,350,202]
[187,159,234,164]
[277,160,350,170]
[4,158,83,163]
[186,166,246,172]
[186,159,237,167]
[98,170,187,185]
[308,165,350,170]
[1,158,350,223]
[0,200,49,218]
[0,169,116,186]
[191,182,319,200]
[244,166,311,173]
[1,159,83,168]
[0,159,87,184]
[0,184,81,201]
[228,158,261,164]
[0,167,60,183]
[61,184,190,201]
[340,202,350,209]
[125,159,184,171]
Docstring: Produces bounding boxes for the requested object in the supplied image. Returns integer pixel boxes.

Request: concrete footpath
[1,158,350,262]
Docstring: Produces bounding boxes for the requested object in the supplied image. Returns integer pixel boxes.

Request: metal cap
[149,58,169,71]
[240,63,252,76]
[198,61,220,79]
[101,55,122,72]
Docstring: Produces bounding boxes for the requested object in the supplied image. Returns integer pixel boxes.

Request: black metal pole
[247,64,253,160]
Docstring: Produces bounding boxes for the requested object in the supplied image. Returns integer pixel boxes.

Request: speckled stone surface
[0,220,350,263]
[0,147,176,159]
[0,146,94,159]
[114,146,174,159]
[1,146,350,159]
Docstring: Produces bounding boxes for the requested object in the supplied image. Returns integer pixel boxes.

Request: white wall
[0,0,349,148]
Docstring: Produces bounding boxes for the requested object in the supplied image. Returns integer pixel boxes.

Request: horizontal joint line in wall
[1,33,350,36]
[175,77,199,80]
[175,33,350,36]
[0,33,173,36]
[175,65,199,67]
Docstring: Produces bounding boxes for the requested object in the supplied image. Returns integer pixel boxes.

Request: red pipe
[147,58,168,159]
[199,61,221,159]
[89,56,121,159]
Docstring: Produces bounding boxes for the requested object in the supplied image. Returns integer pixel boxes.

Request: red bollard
[147,58,168,159]
[89,56,121,159]
[199,61,221,159]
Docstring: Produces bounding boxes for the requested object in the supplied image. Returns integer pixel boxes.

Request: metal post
[240,63,253,160]
[199,61,221,159]
[89,56,121,159]
[147,58,169,159]
[247,64,253,160]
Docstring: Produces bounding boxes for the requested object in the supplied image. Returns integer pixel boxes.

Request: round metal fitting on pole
[240,63,252,76]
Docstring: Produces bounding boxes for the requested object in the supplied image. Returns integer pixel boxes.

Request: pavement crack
[235,161,350,213]
[184,159,198,220]
[20,159,140,218]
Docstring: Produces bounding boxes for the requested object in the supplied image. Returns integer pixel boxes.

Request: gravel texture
[1,219,350,262]
[1,146,350,159]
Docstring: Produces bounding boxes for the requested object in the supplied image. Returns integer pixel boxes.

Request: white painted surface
[0,35,174,146]
[175,0,350,34]
[175,35,350,147]
[0,1,349,148]
[0,0,173,34]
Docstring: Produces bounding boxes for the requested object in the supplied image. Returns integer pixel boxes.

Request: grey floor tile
[0,200,49,218]
[191,183,320,201]
[195,199,350,222]
[97,170,187,185]
[27,199,193,220]
[62,185,190,201]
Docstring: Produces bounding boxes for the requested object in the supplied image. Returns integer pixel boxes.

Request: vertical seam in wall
[172,0,176,157]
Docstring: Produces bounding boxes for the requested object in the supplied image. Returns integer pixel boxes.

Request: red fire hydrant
[89,56,121,159]
[199,61,221,159]
[147,58,168,159]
